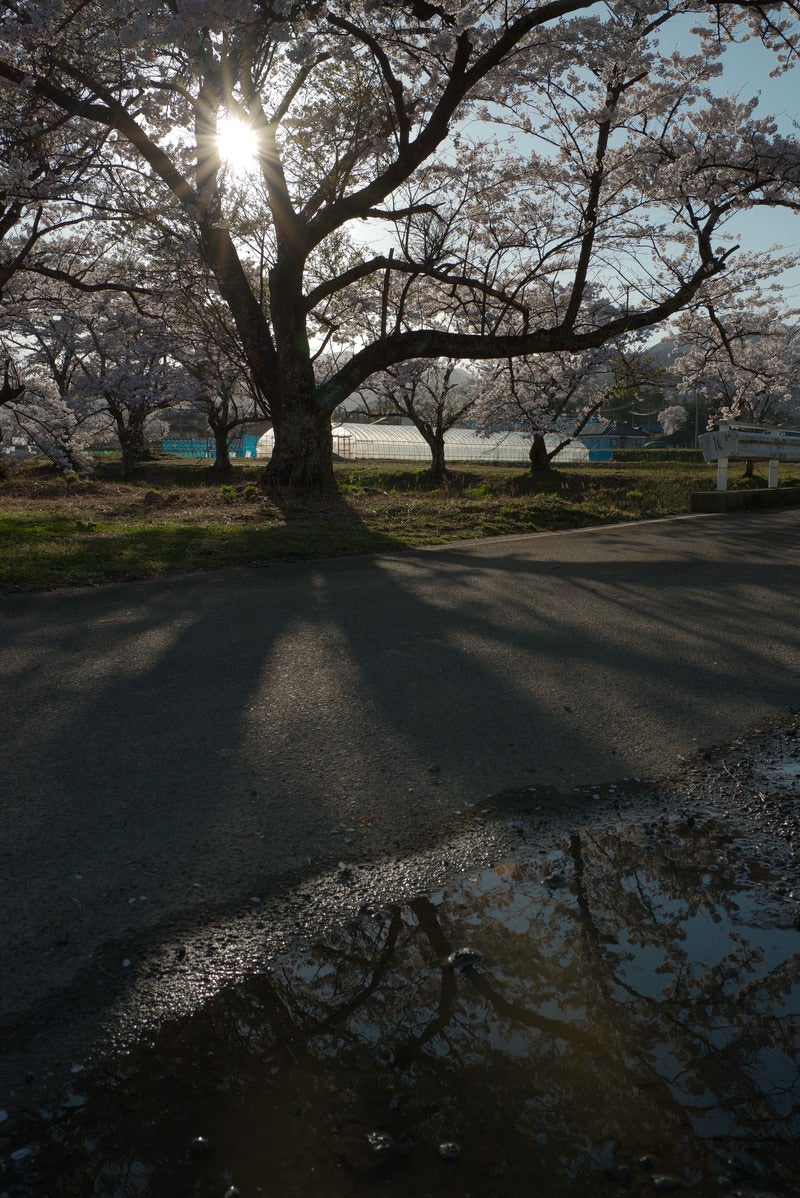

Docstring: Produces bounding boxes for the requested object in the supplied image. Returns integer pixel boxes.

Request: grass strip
[1,457,795,593]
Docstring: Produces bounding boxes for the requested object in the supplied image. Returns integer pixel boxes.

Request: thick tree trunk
[263,250,336,492]
[743,458,755,479]
[529,432,551,473]
[117,409,149,478]
[263,400,335,492]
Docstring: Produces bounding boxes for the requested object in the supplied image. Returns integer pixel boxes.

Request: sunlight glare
[217,115,259,174]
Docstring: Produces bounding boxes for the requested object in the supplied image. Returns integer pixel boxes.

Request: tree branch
[315,252,735,413]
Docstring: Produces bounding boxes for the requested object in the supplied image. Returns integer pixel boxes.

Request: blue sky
[350,20,800,310]
[713,36,800,298]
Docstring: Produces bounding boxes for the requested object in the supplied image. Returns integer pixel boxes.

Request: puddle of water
[12,813,800,1197]
[761,760,800,786]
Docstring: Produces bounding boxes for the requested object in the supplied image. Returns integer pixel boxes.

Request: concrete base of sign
[691,486,800,513]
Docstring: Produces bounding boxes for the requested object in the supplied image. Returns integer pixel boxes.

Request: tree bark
[263,399,335,492]
[117,408,149,478]
[529,432,551,473]
[426,434,448,482]
[263,250,336,492]
[209,420,232,472]
[1,357,24,477]
[1,356,24,406]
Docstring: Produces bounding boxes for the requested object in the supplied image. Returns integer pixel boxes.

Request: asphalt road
[2,508,799,1108]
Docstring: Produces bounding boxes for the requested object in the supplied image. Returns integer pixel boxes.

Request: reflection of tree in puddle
[36,816,800,1196]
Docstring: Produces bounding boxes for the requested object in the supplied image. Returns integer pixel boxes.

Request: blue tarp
[162,436,260,459]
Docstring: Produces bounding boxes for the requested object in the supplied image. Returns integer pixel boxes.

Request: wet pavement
[4,508,800,1109]
[2,716,799,1197]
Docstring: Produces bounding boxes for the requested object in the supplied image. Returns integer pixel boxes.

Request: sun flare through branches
[217,115,259,175]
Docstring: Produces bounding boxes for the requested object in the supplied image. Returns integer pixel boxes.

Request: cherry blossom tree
[2,275,113,472]
[671,255,800,466]
[657,404,689,437]
[0,83,111,459]
[475,340,665,469]
[0,86,99,294]
[475,348,614,471]
[2,277,110,469]
[367,358,479,479]
[8,371,103,473]
[0,341,23,468]
[182,349,268,472]
[1,1,799,491]
[675,298,800,433]
[71,298,194,476]
[166,256,270,471]
[6,269,194,474]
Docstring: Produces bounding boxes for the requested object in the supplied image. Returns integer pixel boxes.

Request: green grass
[0,512,397,591]
[0,454,794,593]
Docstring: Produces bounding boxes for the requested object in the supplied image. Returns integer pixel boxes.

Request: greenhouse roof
[257,424,590,463]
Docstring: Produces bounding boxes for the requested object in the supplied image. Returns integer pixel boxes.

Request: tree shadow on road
[1,508,799,1112]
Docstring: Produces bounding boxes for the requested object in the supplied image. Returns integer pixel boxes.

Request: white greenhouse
[256,424,591,464]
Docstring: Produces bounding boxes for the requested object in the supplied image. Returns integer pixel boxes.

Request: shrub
[614,448,704,463]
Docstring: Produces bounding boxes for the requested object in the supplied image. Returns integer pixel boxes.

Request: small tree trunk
[1,357,24,406]
[529,432,550,473]
[410,415,448,483]
[1,361,24,478]
[211,422,232,472]
[427,435,448,482]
